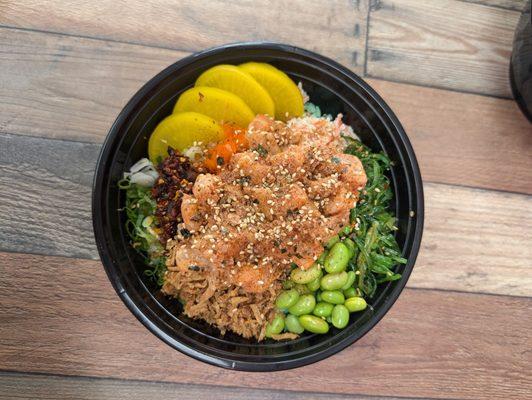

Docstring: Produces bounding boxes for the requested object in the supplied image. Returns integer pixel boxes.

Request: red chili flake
[151,148,199,243]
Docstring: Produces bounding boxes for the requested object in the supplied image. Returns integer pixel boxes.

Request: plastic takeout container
[92,42,424,371]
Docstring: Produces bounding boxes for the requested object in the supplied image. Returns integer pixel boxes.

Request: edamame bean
[341,271,356,291]
[320,271,348,291]
[291,264,321,284]
[320,290,345,305]
[343,238,356,258]
[265,314,285,337]
[285,314,305,334]
[313,302,334,318]
[325,235,339,249]
[345,297,367,312]
[306,269,323,291]
[324,243,350,273]
[288,294,316,316]
[307,276,321,292]
[316,292,322,302]
[299,315,329,334]
[331,305,350,329]
[294,283,311,295]
[275,289,299,310]
[343,287,357,298]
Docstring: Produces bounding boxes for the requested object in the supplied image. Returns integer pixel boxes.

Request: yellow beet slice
[173,86,255,127]
[148,112,223,163]
[195,64,275,116]
[239,62,304,121]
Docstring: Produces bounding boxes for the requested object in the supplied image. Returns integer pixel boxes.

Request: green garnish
[344,138,406,298]
[120,179,166,285]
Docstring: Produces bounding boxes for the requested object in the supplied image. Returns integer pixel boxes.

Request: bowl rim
[92,41,424,371]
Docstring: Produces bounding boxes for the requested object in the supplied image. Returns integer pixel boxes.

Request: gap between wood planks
[0,252,530,400]
[456,0,527,12]
[367,74,513,101]
[0,370,430,400]
[0,23,192,54]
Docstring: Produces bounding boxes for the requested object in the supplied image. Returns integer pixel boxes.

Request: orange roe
[204,123,249,172]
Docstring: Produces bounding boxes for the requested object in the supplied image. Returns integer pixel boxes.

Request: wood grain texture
[1,1,530,397]
[366,78,532,194]
[1,252,531,400]
[1,133,531,296]
[411,183,532,297]
[0,134,98,259]
[0,0,367,73]
[461,0,527,11]
[0,372,407,400]
[0,27,186,142]
[1,27,531,194]
[367,0,520,97]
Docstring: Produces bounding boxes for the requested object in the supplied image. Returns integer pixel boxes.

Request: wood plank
[0,134,98,259]
[461,0,527,11]
[2,27,531,194]
[0,372,406,400]
[0,0,367,73]
[367,0,520,98]
[366,78,532,194]
[1,133,531,296]
[1,252,530,400]
[0,27,187,142]
[410,183,532,297]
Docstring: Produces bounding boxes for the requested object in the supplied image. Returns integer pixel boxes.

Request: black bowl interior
[93,43,424,371]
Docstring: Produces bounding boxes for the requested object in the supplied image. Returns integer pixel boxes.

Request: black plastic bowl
[92,42,424,371]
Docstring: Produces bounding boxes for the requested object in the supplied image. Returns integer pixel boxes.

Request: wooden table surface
[1,1,531,399]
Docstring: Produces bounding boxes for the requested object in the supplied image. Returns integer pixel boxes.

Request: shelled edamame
[266,241,368,338]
